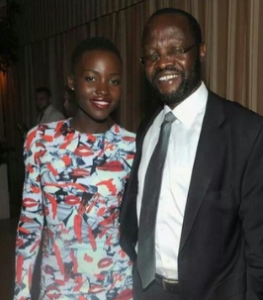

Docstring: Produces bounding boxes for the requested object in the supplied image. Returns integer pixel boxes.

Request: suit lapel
[179,92,226,252]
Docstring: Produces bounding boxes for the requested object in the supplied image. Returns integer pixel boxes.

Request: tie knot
[164,111,176,124]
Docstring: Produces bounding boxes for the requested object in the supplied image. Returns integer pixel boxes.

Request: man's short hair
[143,8,203,45]
[35,87,52,98]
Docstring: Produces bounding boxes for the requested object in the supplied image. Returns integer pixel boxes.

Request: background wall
[1,0,263,216]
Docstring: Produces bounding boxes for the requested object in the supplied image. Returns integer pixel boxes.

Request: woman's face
[68,49,122,122]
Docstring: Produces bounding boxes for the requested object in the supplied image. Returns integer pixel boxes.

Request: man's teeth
[158,74,179,81]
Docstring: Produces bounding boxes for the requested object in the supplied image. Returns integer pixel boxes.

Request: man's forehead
[145,14,189,34]
[143,14,191,46]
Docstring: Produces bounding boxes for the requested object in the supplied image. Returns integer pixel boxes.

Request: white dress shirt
[137,82,208,279]
[37,104,65,124]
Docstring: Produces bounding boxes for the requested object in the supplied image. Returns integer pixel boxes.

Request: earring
[71,87,74,91]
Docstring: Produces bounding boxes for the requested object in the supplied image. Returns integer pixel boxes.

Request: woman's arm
[14,127,44,300]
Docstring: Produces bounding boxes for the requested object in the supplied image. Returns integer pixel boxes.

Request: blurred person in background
[36,86,65,124]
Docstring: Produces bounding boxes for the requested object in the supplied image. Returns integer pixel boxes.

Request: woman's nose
[95,82,109,95]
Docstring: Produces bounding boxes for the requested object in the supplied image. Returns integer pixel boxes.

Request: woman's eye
[110,79,121,85]
[85,76,95,82]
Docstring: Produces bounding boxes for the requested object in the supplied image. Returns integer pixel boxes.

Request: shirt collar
[43,104,53,115]
[163,81,208,127]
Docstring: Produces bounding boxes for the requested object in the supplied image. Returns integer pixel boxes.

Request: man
[120,8,263,300]
[35,87,64,124]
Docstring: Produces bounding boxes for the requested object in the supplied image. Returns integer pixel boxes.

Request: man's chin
[152,81,183,103]
[157,80,200,107]
[158,90,184,107]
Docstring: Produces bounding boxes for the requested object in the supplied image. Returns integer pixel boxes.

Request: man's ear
[67,76,75,91]
[199,43,206,62]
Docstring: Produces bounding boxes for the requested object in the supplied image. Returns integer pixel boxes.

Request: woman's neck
[70,114,113,134]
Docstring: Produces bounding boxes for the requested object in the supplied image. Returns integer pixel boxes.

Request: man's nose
[154,53,176,70]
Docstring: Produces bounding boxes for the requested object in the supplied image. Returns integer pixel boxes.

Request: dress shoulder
[112,124,136,139]
[24,120,68,150]
[110,124,136,150]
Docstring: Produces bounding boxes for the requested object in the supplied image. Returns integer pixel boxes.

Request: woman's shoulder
[24,120,68,149]
[109,124,136,154]
[111,124,136,139]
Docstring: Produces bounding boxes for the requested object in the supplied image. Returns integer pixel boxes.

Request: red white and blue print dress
[14,119,136,300]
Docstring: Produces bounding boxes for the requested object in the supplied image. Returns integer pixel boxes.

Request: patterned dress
[14,119,136,300]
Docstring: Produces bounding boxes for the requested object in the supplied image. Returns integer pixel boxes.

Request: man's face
[36,92,50,112]
[142,14,206,108]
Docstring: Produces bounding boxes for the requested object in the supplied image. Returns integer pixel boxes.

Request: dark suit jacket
[120,91,263,300]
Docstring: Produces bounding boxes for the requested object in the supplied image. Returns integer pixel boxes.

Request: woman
[14,37,135,300]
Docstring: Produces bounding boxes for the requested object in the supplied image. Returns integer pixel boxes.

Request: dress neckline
[65,118,116,137]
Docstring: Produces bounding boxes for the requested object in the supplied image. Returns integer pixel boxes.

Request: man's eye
[169,48,186,55]
[169,48,181,55]
[146,53,159,62]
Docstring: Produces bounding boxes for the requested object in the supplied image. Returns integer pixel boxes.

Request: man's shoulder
[208,90,263,126]
[48,104,64,115]
[137,105,162,131]
[44,104,65,122]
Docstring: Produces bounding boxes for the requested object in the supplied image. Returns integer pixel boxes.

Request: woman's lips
[91,99,111,109]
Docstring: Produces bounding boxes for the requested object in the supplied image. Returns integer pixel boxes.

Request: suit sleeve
[14,128,44,300]
[239,125,263,299]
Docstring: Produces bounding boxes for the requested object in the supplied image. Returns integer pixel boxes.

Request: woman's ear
[67,76,75,91]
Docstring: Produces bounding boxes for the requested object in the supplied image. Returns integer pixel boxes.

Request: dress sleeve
[14,127,44,300]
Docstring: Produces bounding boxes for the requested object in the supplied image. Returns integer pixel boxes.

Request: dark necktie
[137,111,176,289]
